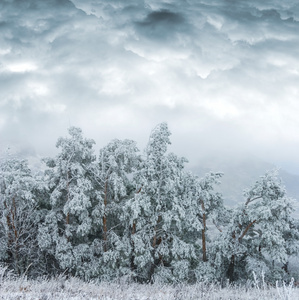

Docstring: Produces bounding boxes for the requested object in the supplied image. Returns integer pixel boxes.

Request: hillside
[190,156,299,213]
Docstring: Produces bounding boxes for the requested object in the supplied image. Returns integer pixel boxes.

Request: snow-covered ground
[0,275,298,300]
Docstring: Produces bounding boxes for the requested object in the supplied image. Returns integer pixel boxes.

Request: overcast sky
[1,0,299,173]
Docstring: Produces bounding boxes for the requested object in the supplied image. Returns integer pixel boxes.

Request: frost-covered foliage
[211,170,299,283]
[0,157,44,276]
[182,171,228,281]
[38,128,140,280]
[38,127,99,279]
[1,124,299,284]
[126,123,197,283]
[93,138,139,280]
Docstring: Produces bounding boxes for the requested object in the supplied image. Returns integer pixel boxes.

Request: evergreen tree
[38,127,99,279]
[212,170,299,282]
[127,123,195,283]
[0,157,43,276]
[182,171,227,281]
[2,125,298,284]
[92,138,139,280]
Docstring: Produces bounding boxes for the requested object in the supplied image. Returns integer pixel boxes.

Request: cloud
[0,0,299,173]
[134,9,186,40]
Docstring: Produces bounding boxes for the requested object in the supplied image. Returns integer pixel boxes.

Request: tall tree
[127,123,195,283]
[38,127,99,279]
[92,138,139,280]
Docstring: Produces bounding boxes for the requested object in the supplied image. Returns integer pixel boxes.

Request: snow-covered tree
[212,170,299,282]
[38,127,99,279]
[92,138,139,280]
[176,172,227,281]
[0,157,43,276]
[126,123,196,283]
[2,125,299,284]
[180,171,227,281]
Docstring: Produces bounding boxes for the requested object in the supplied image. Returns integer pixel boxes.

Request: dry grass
[0,268,298,300]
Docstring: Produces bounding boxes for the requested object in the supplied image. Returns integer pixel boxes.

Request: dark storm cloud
[135,9,186,40]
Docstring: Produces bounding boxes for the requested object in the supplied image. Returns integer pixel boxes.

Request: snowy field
[0,275,298,300]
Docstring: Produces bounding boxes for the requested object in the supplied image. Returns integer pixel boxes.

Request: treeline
[0,123,298,283]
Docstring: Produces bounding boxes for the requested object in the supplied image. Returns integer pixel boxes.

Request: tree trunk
[130,222,136,276]
[200,199,207,262]
[4,200,14,249]
[11,197,20,274]
[149,215,162,283]
[227,254,235,282]
[227,231,236,282]
[282,262,289,274]
[103,179,108,252]
[5,197,20,274]
[131,187,142,280]
[66,170,70,241]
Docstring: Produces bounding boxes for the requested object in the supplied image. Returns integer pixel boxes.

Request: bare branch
[245,196,263,206]
[238,220,256,242]
[213,219,223,232]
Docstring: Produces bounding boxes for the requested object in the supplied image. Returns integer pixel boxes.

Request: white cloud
[100,68,133,96]
[0,48,11,55]
[6,62,38,73]
[28,82,49,96]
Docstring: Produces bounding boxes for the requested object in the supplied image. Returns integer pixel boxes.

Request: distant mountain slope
[189,156,299,214]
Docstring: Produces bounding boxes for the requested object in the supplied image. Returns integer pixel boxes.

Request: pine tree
[92,138,139,280]
[38,127,99,279]
[180,171,227,281]
[0,157,43,276]
[212,170,299,282]
[127,123,196,283]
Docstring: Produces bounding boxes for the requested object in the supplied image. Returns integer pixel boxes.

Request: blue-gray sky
[1,0,299,173]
